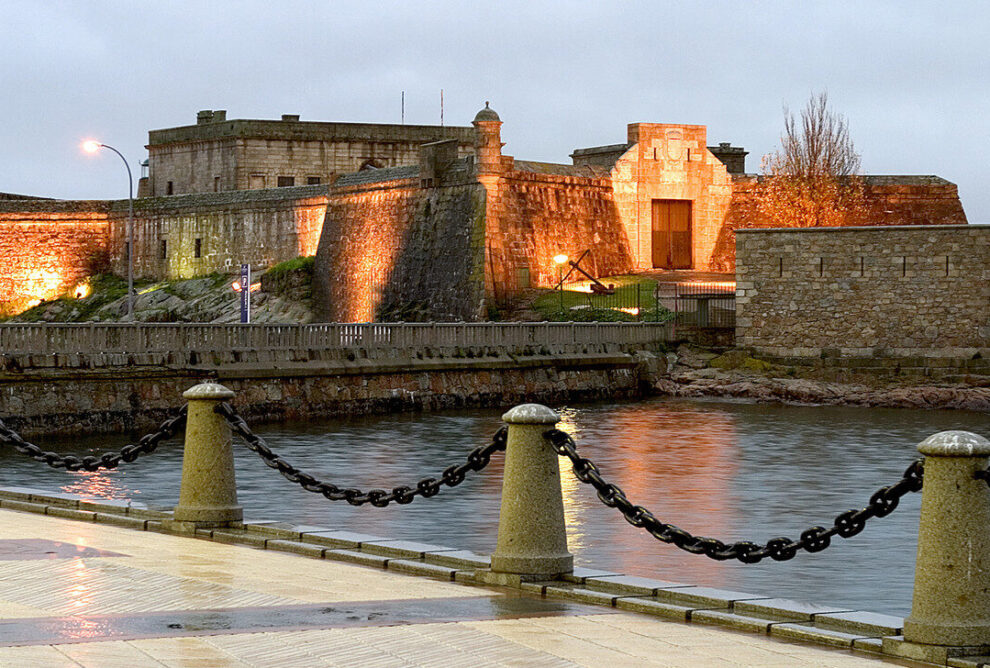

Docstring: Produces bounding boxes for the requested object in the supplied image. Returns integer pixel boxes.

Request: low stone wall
[0,343,659,436]
[735,225,990,359]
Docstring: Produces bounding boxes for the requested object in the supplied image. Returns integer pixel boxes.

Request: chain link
[0,407,187,472]
[215,402,505,507]
[544,428,924,564]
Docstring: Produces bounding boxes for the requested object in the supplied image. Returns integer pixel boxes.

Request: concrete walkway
[0,509,918,668]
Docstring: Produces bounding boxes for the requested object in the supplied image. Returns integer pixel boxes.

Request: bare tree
[757,92,867,228]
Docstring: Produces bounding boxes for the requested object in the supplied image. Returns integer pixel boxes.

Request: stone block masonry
[735,225,990,360]
[0,201,111,312]
[110,185,329,280]
[0,343,653,437]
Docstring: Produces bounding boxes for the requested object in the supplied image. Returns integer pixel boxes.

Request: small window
[249,174,266,189]
[166,181,174,195]
[277,176,295,187]
[307,176,321,185]
[160,239,167,259]
[214,176,221,192]
[194,238,202,259]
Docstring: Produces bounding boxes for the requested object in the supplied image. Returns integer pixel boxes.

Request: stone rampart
[109,185,328,280]
[0,202,111,312]
[735,225,990,359]
[314,171,486,322]
[486,169,633,297]
[712,176,968,271]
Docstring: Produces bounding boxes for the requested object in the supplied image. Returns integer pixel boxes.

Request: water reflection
[2,397,988,615]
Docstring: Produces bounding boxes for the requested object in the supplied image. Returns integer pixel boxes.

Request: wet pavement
[0,508,916,667]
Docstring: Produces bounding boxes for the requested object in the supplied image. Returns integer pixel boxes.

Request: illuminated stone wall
[109,185,328,279]
[313,166,487,322]
[710,175,968,271]
[0,201,111,312]
[735,224,990,358]
[485,167,634,295]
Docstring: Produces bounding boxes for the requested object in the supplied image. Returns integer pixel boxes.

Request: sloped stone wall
[313,177,487,322]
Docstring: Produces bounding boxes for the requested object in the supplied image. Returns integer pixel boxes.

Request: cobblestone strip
[0,486,950,665]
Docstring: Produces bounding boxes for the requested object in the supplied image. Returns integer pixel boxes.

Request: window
[307,176,321,185]
[166,181,174,195]
[194,238,202,259]
[249,174,266,189]
[214,176,221,192]
[160,240,167,259]
[277,176,295,187]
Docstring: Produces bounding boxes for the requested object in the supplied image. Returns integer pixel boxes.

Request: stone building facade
[735,225,990,359]
[143,109,475,197]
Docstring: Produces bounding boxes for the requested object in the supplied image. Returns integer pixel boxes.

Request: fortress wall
[108,185,328,280]
[487,170,634,295]
[735,225,990,358]
[0,201,111,313]
[314,177,487,322]
[710,176,968,271]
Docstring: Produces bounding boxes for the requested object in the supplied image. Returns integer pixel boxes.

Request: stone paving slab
[0,500,933,667]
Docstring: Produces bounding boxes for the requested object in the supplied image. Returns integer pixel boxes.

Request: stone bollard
[890,431,990,662]
[478,403,573,585]
[166,382,243,532]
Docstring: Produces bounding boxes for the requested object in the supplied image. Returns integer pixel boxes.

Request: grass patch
[265,255,315,279]
[531,274,673,323]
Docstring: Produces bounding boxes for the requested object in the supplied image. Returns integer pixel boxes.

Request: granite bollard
[167,382,243,531]
[895,430,990,658]
[485,403,573,581]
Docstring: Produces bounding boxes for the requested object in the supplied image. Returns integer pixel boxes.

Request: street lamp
[553,254,569,315]
[83,140,134,319]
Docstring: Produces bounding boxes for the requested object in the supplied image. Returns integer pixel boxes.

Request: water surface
[3,397,988,616]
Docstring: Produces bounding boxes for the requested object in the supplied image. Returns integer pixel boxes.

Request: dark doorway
[651,199,692,269]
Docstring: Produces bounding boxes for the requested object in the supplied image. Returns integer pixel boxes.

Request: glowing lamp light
[82,140,102,154]
[553,254,569,265]
[231,281,260,293]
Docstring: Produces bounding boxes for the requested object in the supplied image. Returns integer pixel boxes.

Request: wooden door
[651,199,692,269]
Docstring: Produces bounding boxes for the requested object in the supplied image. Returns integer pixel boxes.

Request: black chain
[215,402,506,507]
[544,428,924,564]
[0,407,187,472]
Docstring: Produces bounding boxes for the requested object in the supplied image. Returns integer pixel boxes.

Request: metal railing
[0,322,675,355]
[669,282,736,329]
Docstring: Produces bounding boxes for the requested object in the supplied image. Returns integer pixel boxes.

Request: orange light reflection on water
[60,471,131,500]
[559,404,739,587]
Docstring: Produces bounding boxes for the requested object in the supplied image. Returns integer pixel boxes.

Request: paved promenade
[0,509,919,668]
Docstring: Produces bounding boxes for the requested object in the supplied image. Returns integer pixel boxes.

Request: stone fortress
[0,104,968,321]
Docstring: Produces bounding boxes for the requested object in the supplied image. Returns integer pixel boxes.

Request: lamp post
[553,254,568,316]
[83,140,134,320]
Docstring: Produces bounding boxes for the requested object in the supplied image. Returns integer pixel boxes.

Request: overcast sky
[3,1,988,221]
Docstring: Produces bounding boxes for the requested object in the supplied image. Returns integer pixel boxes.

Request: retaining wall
[735,225,990,360]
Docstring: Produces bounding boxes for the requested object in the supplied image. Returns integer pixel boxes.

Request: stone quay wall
[0,343,661,437]
[0,201,111,313]
[735,225,990,360]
